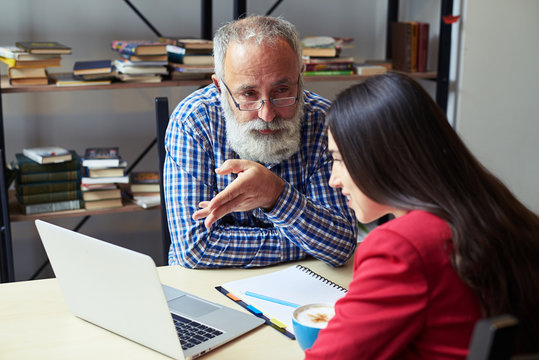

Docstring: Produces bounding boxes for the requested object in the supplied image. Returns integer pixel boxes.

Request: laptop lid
[35,220,263,360]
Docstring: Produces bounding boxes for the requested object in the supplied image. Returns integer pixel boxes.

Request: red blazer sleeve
[305,228,428,360]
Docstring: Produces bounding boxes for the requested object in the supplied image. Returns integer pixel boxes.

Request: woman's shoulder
[380,210,450,241]
[364,210,452,260]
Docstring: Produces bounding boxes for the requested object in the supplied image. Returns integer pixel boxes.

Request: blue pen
[245,291,300,308]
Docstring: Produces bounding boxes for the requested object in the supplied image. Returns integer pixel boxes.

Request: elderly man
[163,15,358,268]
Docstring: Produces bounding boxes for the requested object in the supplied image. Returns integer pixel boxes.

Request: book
[16,180,80,195]
[166,45,214,65]
[19,199,81,215]
[18,169,81,184]
[303,62,354,72]
[86,161,126,178]
[301,47,339,58]
[302,56,355,64]
[391,22,420,72]
[111,40,167,56]
[82,147,121,168]
[115,57,168,67]
[8,67,48,79]
[355,64,387,76]
[81,175,129,185]
[417,22,430,73]
[73,60,113,76]
[54,74,112,87]
[121,54,168,62]
[0,45,60,60]
[217,265,347,337]
[0,55,61,68]
[22,146,72,164]
[303,70,354,76]
[113,59,168,75]
[365,59,392,70]
[130,171,160,192]
[17,190,81,205]
[81,183,118,191]
[15,151,80,173]
[9,77,49,86]
[159,37,213,50]
[83,198,123,210]
[15,41,72,55]
[115,74,163,83]
[129,194,161,209]
[82,188,121,201]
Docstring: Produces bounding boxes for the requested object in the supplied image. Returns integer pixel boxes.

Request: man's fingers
[192,207,211,220]
[215,159,250,175]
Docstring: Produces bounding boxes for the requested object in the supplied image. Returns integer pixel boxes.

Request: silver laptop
[35,220,263,360]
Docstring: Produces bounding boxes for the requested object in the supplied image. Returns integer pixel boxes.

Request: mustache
[241,117,292,132]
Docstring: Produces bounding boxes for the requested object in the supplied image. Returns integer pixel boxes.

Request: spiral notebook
[216,265,347,338]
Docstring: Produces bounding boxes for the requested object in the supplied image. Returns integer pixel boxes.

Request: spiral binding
[296,265,347,292]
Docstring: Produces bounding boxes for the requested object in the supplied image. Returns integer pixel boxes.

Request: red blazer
[305,211,482,360]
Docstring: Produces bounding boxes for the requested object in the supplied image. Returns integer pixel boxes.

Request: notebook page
[221,265,346,335]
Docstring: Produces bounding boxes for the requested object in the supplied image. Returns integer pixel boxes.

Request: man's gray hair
[213,15,302,81]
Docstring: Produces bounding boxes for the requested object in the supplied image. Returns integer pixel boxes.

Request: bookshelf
[0,0,452,283]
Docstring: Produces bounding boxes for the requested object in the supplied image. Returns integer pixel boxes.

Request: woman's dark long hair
[328,72,539,353]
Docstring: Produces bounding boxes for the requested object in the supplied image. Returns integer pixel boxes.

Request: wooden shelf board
[8,190,156,222]
[1,75,212,94]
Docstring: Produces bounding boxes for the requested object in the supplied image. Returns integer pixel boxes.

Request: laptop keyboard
[172,313,224,350]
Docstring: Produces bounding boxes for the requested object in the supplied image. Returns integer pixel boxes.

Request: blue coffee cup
[292,303,334,351]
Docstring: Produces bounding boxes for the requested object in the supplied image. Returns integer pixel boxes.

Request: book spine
[417,22,429,73]
[303,63,354,72]
[20,199,81,215]
[303,70,354,76]
[18,190,82,205]
[167,52,185,64]
[16,181,80,195]
[18,170,81,184]
[410,22,419,72]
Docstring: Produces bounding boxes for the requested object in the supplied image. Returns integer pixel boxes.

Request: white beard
[220,90,304,164]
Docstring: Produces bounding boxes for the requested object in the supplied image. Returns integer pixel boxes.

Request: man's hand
[192,159,285,229]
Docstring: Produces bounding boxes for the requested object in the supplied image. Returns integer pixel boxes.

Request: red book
[417,22,430,73]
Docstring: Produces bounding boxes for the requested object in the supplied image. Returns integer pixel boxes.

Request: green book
[17,190,82,205]
[15,180,80,195]
[303,70,355,76]
[15,150,80,174]
[18,169,81,184]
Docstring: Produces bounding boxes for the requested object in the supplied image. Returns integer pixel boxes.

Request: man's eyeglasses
[221,80,299,111]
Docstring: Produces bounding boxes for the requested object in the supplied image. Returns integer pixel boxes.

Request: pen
[245,291,300,308]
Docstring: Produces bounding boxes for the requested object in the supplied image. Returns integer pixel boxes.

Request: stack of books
[0,41,71,86]
[161,37,214,80]
[301,36,356,77]
[54,59,116,86]
[111,40,168,83]
[80,147,127,210]
[391,22,430,73]
[126,171,160,209]
[13,147,82,215]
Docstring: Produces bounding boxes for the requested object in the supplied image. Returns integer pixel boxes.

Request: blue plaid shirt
[164,84,358,268]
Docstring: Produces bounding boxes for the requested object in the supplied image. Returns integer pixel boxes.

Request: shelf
[8,190,155,222]
[1,75,212,94]
[1,70,437,93]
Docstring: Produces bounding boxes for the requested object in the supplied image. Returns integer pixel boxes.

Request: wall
[1,0,389,281]
[456,0,539,212]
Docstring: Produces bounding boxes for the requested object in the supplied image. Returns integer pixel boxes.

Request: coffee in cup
[292,303,335,351]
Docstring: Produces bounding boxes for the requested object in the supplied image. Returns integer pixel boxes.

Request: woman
[305,73,539,359]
